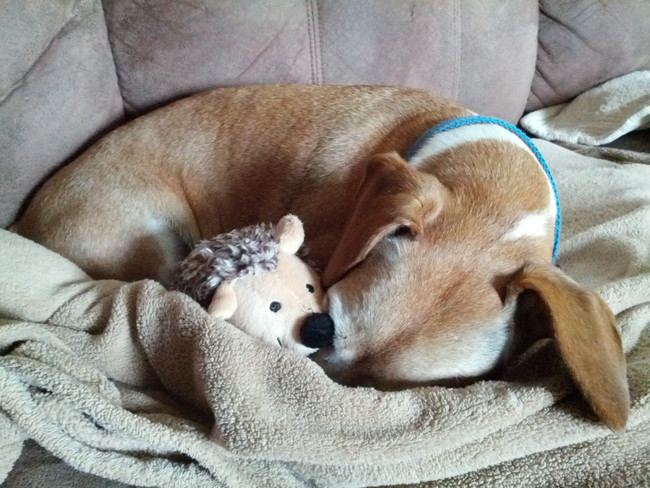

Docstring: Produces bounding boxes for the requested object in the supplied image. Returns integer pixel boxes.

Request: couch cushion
[527,0,650,111]
[102,0,314,113]
[0,0,124,228]
[317,0,538,123]
[104,0,537,122]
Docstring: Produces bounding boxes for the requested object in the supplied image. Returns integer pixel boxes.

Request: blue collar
[405,115,561,262]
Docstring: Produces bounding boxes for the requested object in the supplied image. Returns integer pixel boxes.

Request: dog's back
[12,85,464,283]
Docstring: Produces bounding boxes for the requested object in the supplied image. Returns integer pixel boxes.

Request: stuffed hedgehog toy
[173,214,332,356]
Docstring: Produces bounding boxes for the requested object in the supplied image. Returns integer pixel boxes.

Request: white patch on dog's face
[502,202,556,242]
[319,238,512,388]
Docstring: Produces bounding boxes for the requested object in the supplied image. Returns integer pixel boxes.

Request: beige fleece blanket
[1,140,649,488]
[521,70,650,146]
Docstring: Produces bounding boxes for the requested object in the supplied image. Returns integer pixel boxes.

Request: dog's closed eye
[389,225,415,239]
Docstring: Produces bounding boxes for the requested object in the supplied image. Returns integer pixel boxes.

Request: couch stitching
[99,0,128,115]
[315,0,324,84]
[305,0,314,84]
[541,9,603,57]
[305,0,322,85]
[452,0,461,100]
[1,1,80,106]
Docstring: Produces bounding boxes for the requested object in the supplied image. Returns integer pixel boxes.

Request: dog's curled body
[16,86,461,281]
[12,85,629,429]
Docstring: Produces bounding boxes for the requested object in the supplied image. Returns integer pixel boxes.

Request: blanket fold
[521,70,650,146]
[1,140,649,487]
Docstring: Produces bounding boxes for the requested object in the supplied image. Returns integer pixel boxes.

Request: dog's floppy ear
[323,152,445,287]
[504,262,629,429]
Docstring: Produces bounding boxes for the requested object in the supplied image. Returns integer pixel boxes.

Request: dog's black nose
[301,313,335,349]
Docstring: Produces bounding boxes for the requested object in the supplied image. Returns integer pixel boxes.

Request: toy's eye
[306,284,315,293]
[270,301,282,312]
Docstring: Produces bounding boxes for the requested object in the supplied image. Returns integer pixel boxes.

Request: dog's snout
[301,313,335,349]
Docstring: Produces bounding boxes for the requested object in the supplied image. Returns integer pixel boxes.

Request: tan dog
[12,85,629,429]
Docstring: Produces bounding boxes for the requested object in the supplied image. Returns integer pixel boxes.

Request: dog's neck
[405,115,561,261]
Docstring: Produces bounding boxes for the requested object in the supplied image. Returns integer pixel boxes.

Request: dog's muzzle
[301,313,335,349]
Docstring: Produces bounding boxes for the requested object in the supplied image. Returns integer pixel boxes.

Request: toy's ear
[207,281,238,319]
[274,214,305,255]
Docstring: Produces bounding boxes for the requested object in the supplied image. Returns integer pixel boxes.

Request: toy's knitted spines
[173,222,279,307]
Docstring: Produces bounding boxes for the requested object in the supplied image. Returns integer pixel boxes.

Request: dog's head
[307,152,629,430]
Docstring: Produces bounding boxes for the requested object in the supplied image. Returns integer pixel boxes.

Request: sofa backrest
[102,0,538,122]
[0,0,542,228]
[2,0,649,228]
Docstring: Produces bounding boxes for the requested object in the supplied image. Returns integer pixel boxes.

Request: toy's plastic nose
[301,313,334,349]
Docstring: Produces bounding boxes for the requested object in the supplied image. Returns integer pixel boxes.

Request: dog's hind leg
[114,216,194,285]
[13,189,199,286]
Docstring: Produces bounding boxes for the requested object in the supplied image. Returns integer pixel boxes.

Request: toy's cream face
[209,253,326,356]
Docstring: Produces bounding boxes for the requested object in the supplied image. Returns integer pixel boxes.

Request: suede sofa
[1,1,649,487]
[3,0,650,229]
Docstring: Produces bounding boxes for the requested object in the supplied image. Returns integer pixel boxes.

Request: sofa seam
[305,0,323,85]
[453,0,462,101]
[99,0,128,116]
[316,0,324,84]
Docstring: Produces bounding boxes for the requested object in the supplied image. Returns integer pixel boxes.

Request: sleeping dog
[12,85,629,429]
